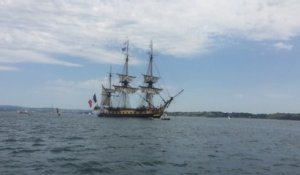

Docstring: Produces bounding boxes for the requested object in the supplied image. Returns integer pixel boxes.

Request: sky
[1,0,300,113]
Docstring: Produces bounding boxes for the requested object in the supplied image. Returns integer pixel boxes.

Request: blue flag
[93,94,97,103]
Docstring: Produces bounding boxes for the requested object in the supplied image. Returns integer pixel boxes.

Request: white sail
[101,85,114,106]
[113,85,138,94]
[140,86,162,94]
[102,86,115,93]
[143,74,160,83]
[117,74,136,82]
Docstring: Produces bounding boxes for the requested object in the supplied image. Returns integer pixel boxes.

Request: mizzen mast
[101,66,114,107]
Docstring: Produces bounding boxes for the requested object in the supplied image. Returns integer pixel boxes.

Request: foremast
[140,41,162,108]
[113,40,138,108]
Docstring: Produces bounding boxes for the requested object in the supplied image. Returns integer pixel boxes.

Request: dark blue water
[0,112,299,175]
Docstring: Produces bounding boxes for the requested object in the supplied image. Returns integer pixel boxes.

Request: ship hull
[97,107,164,118]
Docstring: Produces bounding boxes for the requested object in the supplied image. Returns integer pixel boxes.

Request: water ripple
[50,146,73,153]
[0,112,299,175]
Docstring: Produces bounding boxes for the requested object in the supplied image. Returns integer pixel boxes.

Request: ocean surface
[0,112,299,175]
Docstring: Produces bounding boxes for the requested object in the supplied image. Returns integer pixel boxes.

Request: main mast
[113,40,138,108]
[140,41,162,108]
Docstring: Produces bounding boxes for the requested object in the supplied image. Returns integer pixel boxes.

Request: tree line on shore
[1,105,300,120]
[167,111,300,120]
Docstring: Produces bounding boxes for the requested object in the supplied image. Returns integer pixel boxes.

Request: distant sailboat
[18,109,30,116]
[56,108,61,116]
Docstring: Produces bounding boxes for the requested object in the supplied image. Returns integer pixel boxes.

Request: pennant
[122,40,127,52]
[93,94,97,103]
[88,99,93,108]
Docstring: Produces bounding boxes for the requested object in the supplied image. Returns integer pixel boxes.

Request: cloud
[266,94,292,100]
[0,0,300,68]
[0,65,19,71]
[0,78,106,109]
[0,49,81,67]
[234,93,245,100]
[273,42,294,51]
[45,79,103,92]
[31,78,105,109]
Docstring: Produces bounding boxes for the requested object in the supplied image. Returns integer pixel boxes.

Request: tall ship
[93,40,183,118]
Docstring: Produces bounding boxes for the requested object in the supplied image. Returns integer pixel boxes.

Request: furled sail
[143,74,160,84]
[113,85,138,94]
[139,86,162,94]
[117,74,136,82]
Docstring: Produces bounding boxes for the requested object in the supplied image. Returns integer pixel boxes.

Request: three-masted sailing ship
[94,40,183,118]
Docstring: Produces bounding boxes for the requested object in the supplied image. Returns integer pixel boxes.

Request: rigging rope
[154,60,171,97]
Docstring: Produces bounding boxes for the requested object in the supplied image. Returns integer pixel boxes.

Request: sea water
[0,112,299,175]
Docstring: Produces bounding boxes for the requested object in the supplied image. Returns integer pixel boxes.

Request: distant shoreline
[167,111,300,121]
[0,105,90,114]
[1,105,299,121]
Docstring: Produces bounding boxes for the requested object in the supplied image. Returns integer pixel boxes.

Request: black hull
[95,108,164,118]
[97,113,162,118]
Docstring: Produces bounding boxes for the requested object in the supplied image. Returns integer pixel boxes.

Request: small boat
[56,108,61,116]
[18,109,30,116]
[161,113,170,120]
